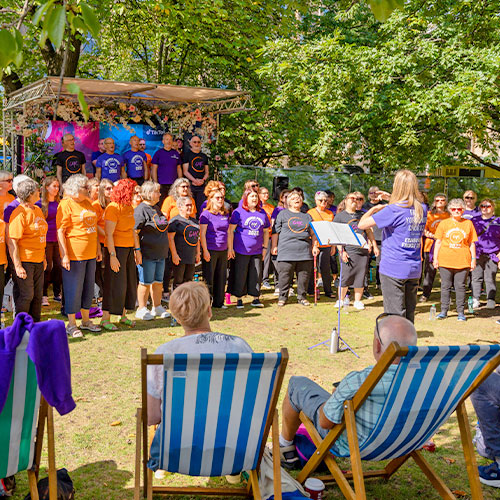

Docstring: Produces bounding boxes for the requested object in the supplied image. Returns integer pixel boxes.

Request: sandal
[119,317,136,328]
[81,322,102,332]
[299,299,310,306]
[100,319,118,331]
[277,300,286,307]
[66,325,84,338]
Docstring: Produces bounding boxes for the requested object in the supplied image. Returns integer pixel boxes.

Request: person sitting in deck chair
[278,313,417,469]
[147,280,253,425]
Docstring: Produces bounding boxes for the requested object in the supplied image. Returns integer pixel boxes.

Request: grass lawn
[9,285,500,500]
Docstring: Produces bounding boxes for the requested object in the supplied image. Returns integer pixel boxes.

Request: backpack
[23,468,75,500]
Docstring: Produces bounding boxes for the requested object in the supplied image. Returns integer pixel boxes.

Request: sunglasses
[450,208,464,212]
[317,199,327,202]
[464,196,475,200]
[375,312,402,345]
[480,204,492,209]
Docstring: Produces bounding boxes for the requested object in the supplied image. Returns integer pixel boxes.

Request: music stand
[308,221,365,358]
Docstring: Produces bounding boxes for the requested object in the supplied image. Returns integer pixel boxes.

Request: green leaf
[12,29,24,67]
[368,0,403,22]
[80,3,100,39]
[67,83,89,122]
[0,30,16,70]
[32,0,54,26]
[45,4,66,49]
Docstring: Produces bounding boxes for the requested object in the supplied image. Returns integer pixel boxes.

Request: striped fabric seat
[158,352,282,477]
[0,331,41,479]
[359,344,500,461]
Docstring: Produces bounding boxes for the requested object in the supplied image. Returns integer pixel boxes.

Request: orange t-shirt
[308,207,334,247]
[92,200,106,244]
[0,193,15,220]
[262,202,274,235]
[104,202,135,247]
[0,219,7,266]
[424,212,450,252]
[56,198,98,261]
[161,195,197,220]
[434,217,477,269]
[9,205,48,263]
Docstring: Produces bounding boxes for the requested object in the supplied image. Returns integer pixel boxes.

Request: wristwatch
[110,251,116,257]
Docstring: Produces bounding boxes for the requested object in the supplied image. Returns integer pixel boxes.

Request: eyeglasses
[368,191,377,195]
[375,312,402,345]
[2,179,13,183]
[435,199,446,203]
[480,204,492,209]
[464,196,475,200]
[450,208,464,212]
[180,185,189,189]
[317,199,327,202]
[250,184,259,188]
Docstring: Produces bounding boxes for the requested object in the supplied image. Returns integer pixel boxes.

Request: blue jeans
[62,259,96,315]
[471,371,500,459]
[137,259,165,286]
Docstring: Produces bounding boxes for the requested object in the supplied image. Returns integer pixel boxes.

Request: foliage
[22,132,55,182]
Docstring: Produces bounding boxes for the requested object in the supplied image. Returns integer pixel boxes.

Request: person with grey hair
[57,174,102,337]
[167,196,200,288]
[161,177,196,220]
[0,170,15,220]
[134,181,170,320]
[433,198,477,321]
[278,313,418,468]
[7,178,47,322]
[53,133,87,186]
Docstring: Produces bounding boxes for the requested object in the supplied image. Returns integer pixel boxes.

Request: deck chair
[0,329,57,500]
[135,348,288,499]
[297,342,500,500]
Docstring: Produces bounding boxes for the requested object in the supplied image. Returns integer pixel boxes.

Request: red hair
[241,189,262,211]
[110,178,137,206]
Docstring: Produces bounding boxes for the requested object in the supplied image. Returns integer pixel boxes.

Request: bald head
[373,315,417,361]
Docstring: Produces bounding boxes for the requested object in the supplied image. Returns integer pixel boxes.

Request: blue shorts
[137,259,165,286]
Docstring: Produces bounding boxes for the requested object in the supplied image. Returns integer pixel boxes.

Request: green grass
[9,286,500,500]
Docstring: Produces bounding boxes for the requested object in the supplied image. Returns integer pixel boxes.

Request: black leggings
[43,241,62,296]
[205,250,228,308]
[14,262,44,322]
[172,263,195,289]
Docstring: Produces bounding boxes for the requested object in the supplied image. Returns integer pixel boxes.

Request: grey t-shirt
[334,210,369,256]
[362,201,386,242]
[147,332,253,399]
[273,209,313,262]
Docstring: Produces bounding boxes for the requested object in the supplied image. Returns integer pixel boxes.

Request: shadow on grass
[416,330,435,339]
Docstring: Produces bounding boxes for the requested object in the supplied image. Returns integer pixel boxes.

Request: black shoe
[363,291,374,300]
[236,299,244,309]
[280,444,300,470]
[251,298,264,308]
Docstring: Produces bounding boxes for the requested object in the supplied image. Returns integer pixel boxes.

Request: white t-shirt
[147,332,253,399]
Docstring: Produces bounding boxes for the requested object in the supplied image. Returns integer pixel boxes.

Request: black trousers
[308,247,333,295]
[262,239,272,282]
[439,267,469,315]
[421,252,437,298]
[279,260,312,301]
[230,252,262,298]
[172,263,195,289]
[95,243,105,297]
[43,241,62,297]
[163,255,173,294]
[205,250,228,308]
[380,273,418,323]
[191,187,206,215]
[159,184,172,208]
[103,247,137,315]
[14,262,44,322]
[130,176,145,186]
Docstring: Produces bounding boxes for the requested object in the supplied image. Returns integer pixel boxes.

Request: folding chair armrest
[459,353,500,405]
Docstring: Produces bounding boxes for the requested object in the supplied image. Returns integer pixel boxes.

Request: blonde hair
[97,178,114,208]
[169,282,210,328]
[389,170,424,223]
[140,181,160,202]
[206,189,228,215]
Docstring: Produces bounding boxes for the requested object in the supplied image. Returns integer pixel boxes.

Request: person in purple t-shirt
[471,199,500,310]
[36,177,62,306]
[228,190,270,309]
[91,138,106,177]
[152,133,182,206]
[95,138,125,182]
[200,189,230,308]
[358,170,427,323]
[463,190,480,220]
[123,135,148,185]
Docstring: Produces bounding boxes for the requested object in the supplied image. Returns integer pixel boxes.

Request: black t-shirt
[183,150,208,187]
[273,209,313,262]
[334,209,369,255]
[134,202,169,260]
[168,215,200,264]
[54,150,86,182]
[362,200,386,241]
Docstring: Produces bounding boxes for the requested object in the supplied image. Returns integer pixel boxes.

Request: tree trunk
[1,72,23,94]
[40,32,81,77]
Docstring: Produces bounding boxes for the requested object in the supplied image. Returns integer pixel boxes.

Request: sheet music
[310,221,367,247]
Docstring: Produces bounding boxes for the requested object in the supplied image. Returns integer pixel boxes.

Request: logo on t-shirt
[190,156,205,173]
[105,157,120,174]
[287,217,308,233]
[183,224,200,246]
[34,216,48,243]
[245,216,263,236]
[153,214,168,232]
[129,154,144,172]
[65,155,82,174]
[445,227,466,248]
[79,209,97,233]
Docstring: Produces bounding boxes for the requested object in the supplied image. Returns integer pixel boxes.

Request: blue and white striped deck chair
[297,342,500,500]
[135,348,288,500]
[0,329,57,500]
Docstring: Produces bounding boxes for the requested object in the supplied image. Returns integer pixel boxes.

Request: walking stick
[314,253,318,306]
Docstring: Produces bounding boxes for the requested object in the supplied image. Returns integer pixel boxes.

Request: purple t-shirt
[122,149,147,178]
[96,153,123,182]
[372,203,428,279]
[35,200,58,242]
[151,148,181,185]
[4,199,20,223]
[271,206,284,220]
[230,207,270,256]
[471,215,500,260]
[463,207,480,220]
[199,209,230,251]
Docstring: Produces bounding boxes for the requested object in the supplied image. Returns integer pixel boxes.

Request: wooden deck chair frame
[134,347,288,500]
[296,342,500,500]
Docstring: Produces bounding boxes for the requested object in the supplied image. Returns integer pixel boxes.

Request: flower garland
[22,134,56,182]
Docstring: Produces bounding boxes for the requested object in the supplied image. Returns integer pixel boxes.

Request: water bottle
[170,315,177,327]
[194,274,199,282]
[330,328,339,354]
[225,292,232,305]
[429,304,436,321]
[468,296,474,314]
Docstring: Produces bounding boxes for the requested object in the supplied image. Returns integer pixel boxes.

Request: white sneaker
[472,298,480,309]
[136,307,154,320]
[274,289,280,296]
[152,305,170,318]
[42,296,49,306]
[316,278,323,288]
[353,300,365,310]
[334,300,344,308]
[288,288,295,296]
